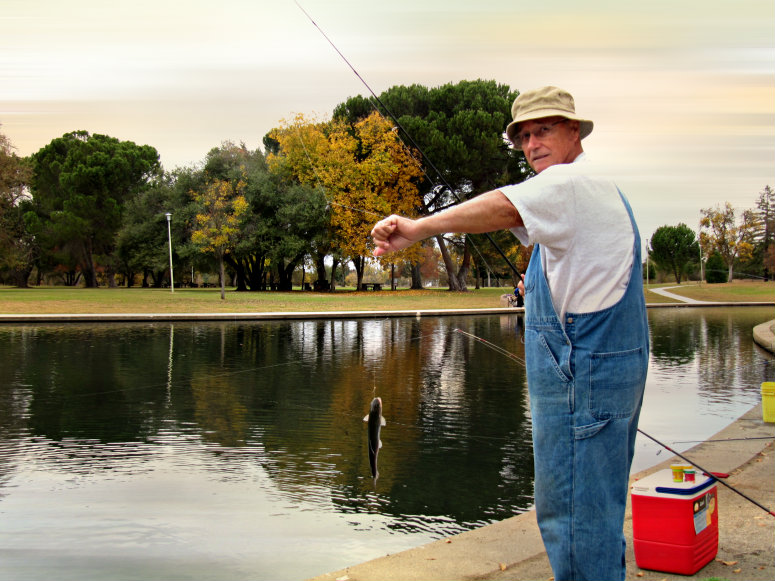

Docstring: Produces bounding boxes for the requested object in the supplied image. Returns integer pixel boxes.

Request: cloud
[1,0,773,242]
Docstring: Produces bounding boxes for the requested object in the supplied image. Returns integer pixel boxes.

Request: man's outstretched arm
[371,190,522,257]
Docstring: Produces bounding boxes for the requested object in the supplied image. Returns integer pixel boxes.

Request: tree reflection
[191,372,248,448]
[648,308,699,365]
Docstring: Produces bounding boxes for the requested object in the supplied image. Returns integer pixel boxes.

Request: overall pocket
[525,328,573,415]
[589,347,646,419]
[525,329,572,384]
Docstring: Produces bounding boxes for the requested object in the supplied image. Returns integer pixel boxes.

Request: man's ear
[566,120,582,145]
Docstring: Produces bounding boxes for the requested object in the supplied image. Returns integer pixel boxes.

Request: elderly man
[371,86,649,581]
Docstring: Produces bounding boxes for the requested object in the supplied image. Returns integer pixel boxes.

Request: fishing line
[672,436,774,444]
[293,0,522,280]
[26,321,527,453]
[454,328,526,367]
[34,322,445,405]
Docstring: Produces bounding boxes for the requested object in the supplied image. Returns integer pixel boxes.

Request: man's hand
[371,215,423,257]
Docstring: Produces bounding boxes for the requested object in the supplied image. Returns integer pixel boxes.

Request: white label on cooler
[693,492,714,535]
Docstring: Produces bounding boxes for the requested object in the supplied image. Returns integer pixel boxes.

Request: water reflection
[648,307,773,405]
[0,307,772,580]
[649,308,700,366]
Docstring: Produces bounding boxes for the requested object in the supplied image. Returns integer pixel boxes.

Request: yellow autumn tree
[191,176,248,299]
[268,111,423,289]
[267,113,329,186]
[700,202,757,282]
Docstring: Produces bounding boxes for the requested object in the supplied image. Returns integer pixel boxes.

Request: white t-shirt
[499,153,634,321]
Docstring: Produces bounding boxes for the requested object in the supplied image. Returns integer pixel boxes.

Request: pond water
[0,307,772,580]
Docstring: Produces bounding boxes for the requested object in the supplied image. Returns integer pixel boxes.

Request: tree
[648,224,700,284]
[329,112,424,288]
[755,185,775,279]
[115,175,181,287]
[335,80,530,290]
[468,228,528,287]
[263,117,338,290]
[198,142,274,292]
[268,112,423,290]
[0,127,34,286]
[418,244,442,285]
[764,245,775,280]
[191,175,249,299]
[28,131,160,287]
[699,202,757,281]
[261,178,329,291]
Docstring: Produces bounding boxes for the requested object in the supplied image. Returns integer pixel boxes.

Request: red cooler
[631,468,718,575]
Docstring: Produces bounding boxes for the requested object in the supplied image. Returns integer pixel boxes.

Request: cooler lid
[631,468,715,498]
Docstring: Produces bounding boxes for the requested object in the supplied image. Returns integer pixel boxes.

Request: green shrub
[705,251,728,283]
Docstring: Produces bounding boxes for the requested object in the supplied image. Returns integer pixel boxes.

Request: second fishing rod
[454,327,775,518]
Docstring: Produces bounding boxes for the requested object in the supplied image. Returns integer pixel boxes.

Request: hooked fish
[364,397,386,480]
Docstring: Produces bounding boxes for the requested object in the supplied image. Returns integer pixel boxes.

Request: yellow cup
[762,382,775,423]
[671,464,684,482]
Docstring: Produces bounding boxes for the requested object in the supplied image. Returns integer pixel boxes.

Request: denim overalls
[523,191,649,581]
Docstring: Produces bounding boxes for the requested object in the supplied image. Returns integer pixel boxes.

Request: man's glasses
[517,120,568,146]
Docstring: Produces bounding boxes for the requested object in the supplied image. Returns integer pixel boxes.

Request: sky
[2,0,773,245]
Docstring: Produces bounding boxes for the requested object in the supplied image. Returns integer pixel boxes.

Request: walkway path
[649,284,708,303]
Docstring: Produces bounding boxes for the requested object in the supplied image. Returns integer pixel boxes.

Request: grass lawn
[646,280,775,303]
[0,286,514,314]
[0,281,771,314]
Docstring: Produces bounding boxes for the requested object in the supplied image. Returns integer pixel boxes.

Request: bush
[642,260,656,281]
[705,251,728,283]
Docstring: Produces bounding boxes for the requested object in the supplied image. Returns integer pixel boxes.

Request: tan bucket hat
[505,86,594,149]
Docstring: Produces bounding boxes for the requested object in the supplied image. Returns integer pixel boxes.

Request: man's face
[516,117,582,174]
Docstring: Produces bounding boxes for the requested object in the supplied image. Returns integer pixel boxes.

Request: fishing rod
[636,429,775,518]
[457,327,775,518]
[293,0,522,278]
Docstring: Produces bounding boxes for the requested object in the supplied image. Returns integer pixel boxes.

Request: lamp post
[165,212,174,293]
[698,222,704,285]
